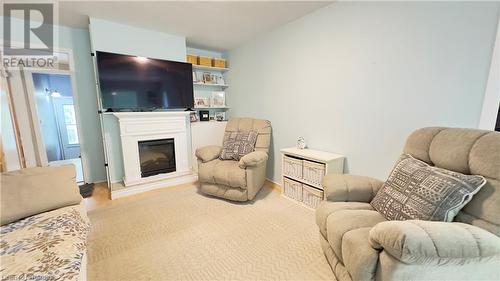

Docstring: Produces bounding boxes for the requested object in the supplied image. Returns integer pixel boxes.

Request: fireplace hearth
[138,138,176,178]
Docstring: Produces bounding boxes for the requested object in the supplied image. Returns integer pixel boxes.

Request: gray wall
[226,2,500,182]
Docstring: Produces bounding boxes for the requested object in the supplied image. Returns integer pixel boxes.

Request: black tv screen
[96,51,194,110]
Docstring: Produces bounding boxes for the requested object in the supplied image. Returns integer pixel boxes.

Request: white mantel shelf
[111,111,190,118]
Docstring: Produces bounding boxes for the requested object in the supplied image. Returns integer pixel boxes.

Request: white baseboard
[90,180,107,184]
[111,174,198,199]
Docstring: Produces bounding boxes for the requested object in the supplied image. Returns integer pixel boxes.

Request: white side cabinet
[281,147,344,209]
[191,121,227,173]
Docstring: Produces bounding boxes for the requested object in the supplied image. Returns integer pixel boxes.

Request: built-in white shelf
[194,106,230,110]
[192,64,229,72]
[193,82,229,88]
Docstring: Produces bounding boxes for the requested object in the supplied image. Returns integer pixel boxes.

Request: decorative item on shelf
[202,72,213,84]
[210,73,218,84]
[192,71,198,82]
[199,110,210,121]
[212,58,226,68]
[198,56,212,67]
[194,97,210,108]
[216,75,225,85]
[297,137,306,149]
[187,54,198,65]
[215,112,226,121]
[189,111,198,122]
[210,91,225,107]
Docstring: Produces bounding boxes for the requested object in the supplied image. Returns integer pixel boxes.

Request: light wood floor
[84,180,281,212]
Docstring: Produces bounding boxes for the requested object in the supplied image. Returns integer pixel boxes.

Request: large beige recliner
[316,127,500,281]
[196,117,272,201]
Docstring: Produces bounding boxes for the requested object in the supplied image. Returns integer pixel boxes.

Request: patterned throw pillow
[219,131,258,161]
[370,154,486,222]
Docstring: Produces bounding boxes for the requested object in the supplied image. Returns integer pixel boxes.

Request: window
[63,104,79,145]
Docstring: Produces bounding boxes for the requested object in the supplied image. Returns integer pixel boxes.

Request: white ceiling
[56,1,332,51]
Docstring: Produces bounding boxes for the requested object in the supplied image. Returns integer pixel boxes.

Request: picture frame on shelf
[199,110,210,121]
[202,72,213,84]
[210,91,225,107]
[194,97,210,108]
[189,111,198,122]
[215,112,226,121]
[210,74,218,84]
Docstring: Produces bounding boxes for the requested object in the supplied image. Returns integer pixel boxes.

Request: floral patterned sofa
[1,166,90,281]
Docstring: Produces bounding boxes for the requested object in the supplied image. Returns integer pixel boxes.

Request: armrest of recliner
[323,174,383,202]
[369,220,500,265]
[239,151,268,169]
[195,145,222,163]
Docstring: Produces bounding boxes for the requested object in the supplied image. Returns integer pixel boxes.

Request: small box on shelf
[187,54,198,65]
[212,58,226,68]
[197,56,212,67]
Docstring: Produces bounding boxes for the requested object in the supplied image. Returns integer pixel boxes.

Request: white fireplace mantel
[111,111,195,198]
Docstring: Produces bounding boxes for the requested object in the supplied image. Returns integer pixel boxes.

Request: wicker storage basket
[302,185,323,209]
[187,54,198,65]
[302,160,326,187]
[198,56,212,66]
[283,155,303,179]
[283,177,302,201]
[212,58,226,68]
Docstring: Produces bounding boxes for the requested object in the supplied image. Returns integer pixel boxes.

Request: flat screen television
[96,51,194,110]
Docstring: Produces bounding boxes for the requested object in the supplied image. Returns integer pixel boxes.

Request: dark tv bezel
[95,51,194,111]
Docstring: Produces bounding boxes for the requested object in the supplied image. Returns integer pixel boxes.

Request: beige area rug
[87,186,335,280]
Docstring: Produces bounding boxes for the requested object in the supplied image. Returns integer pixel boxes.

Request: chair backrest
[403,127,500,236]
[224,117,272,153]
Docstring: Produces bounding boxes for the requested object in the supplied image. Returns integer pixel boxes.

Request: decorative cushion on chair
[219,131,258,161]
[370,154,486,222]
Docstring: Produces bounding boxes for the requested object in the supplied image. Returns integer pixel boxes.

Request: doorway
[30,73,84,183]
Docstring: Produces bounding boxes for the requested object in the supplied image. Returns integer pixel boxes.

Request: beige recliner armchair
[196,117,272,201]
[316,127,500,281]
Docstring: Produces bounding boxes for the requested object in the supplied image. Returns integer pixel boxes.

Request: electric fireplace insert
[138,138,176,177]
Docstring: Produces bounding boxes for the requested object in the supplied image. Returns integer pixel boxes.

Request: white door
[52,97,80,159]
[3,70,39,167]
[24,71,85,183]
[1,69,23,171]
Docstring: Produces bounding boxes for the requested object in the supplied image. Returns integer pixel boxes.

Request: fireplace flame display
[138,139,176,178]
